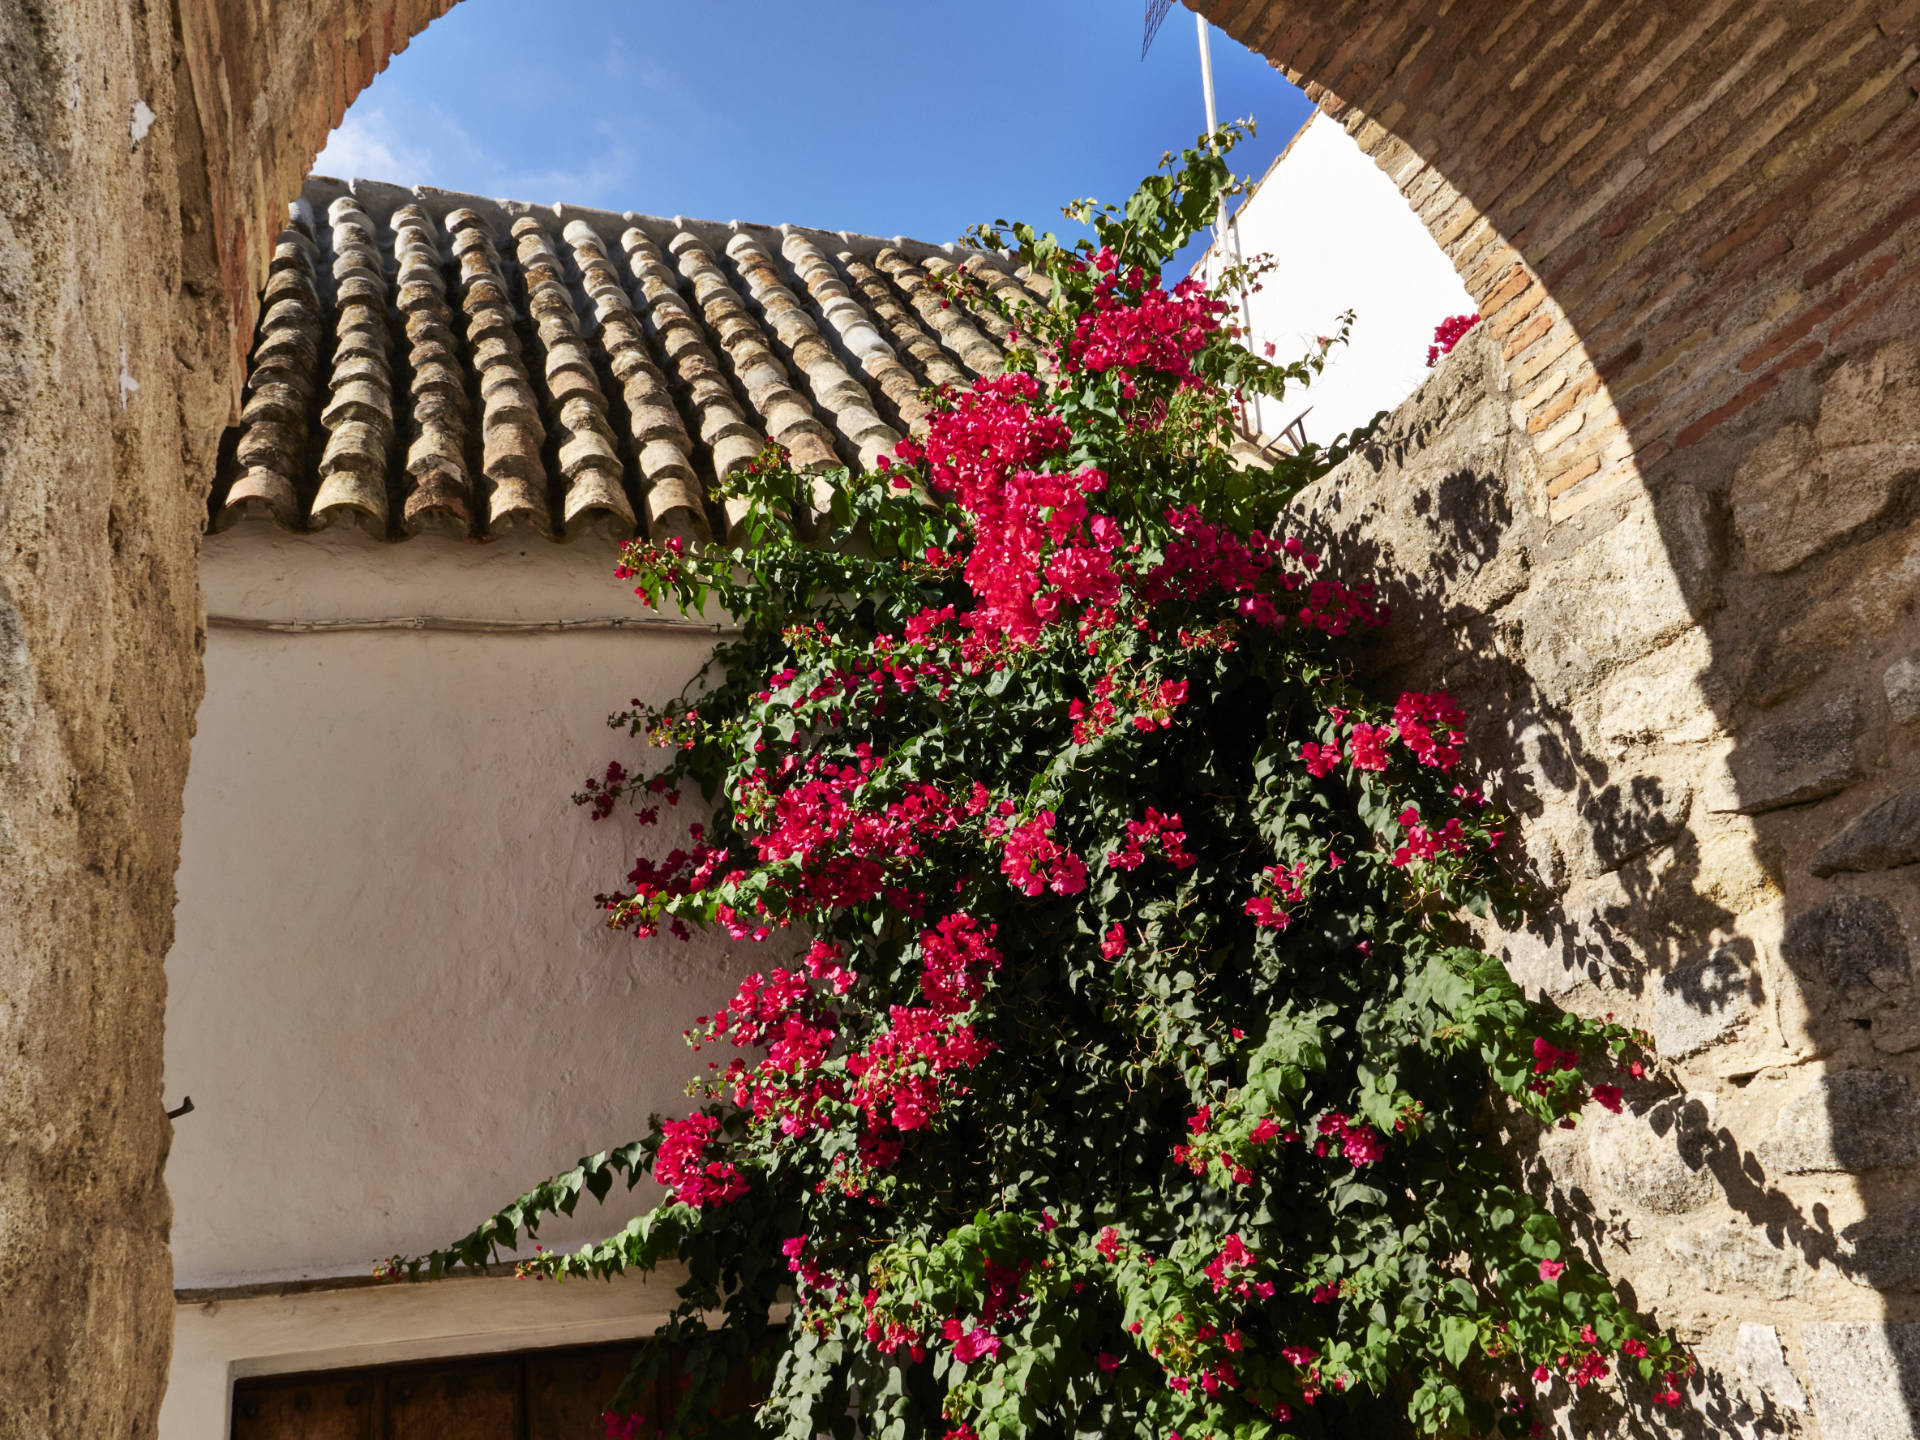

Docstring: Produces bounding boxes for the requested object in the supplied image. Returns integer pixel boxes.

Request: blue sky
[314,0,1314,277]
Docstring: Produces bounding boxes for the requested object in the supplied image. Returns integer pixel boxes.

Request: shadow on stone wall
[1285,322,1920,1437]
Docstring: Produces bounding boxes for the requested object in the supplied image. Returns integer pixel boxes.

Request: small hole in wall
[1727,1071,1759,1087]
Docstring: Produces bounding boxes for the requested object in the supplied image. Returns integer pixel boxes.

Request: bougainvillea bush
[396,130,1688,1439]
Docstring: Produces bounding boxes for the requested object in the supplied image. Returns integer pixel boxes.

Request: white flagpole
[1197,15,1265,442]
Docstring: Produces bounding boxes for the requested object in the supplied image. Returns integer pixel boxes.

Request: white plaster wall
[1198,111,1477,445]
[167,529,749,1294]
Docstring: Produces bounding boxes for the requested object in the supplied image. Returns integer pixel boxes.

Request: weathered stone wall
[1,5,449,1435]
[1290,324,1920,1435]
[0,1,231,1435]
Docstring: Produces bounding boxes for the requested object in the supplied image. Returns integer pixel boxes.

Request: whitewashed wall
[163,530,742,1434]
[1197,111,1478,446]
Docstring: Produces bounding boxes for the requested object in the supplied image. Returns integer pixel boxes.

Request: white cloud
[313,107,435,186]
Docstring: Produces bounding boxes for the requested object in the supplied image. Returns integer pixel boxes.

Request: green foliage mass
[391,129,1687,1440]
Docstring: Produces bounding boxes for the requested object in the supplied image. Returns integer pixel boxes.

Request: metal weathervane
[1142,0,1175,59]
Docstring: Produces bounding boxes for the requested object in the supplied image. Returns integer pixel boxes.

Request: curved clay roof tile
[210,181,1014,547]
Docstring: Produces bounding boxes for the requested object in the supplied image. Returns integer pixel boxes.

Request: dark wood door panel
[384,1359,521,1440]
[230,1338,769,1439]
[526,1346,653,1440]
[230,1373,376,1440]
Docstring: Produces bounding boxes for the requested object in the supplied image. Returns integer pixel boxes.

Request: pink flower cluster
[847,1004,993,1135]
[617,840,735,938]
[1526,1035,1625,1117]
[1302,691,1468,784]
[862,1287,928,1360]
[1427,312,1480,366]
[654,1112,749,1208]
[944,1320,1002,1365]
[898,372,1121,645]
[744,751,959,912]
[1064,249,1227,385]
[783,1234,843,1298]
[919,913,1002,1014]
[1106,807,1195,871]
[1392,691,1466,771]
[1070,673,1191,743]
[1388,805,1470,867]
[1203,1233,1274,1299]
[1312,1112,1385,1166]
[998,811,1089,897]
[1244,860,1309,931]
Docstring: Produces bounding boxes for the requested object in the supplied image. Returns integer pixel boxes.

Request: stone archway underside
[1,0,1916,1433]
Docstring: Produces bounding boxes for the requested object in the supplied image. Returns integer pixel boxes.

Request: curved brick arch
[1195,0,1920,517]
[197,0,1920,516]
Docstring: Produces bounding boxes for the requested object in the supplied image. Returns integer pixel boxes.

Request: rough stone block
[1281,333,1535,646]
[1663,1225,1810,1300]
[1760,1068,1920,1173]
[1496,865,1657,1000]
[1841,1202,1920,1291]
[1802,1322,1920,1440]
[1521,488,1717,702]
[1873,1009,1920,1055]
[1780,895,1911,1001]
[1573,776,1691,876]
[1584,1104,1718,1213]
[1733,344,1920,573]
[1591,626,1723,754]
[1888,657,1920,726]
[1704,698,1862,814]
[1750,521,1920,708]
[1651,945,1762,1057]
[1812,782,1920,875]
[1734,1323,1807,1414]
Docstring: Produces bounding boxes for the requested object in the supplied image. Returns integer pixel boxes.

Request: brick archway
[192,1,1920,516]
[2,0,1917,1434]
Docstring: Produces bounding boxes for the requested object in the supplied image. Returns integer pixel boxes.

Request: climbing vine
[394,128,1687,1439]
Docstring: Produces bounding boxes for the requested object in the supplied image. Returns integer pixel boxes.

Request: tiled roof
[212,177,1045,544]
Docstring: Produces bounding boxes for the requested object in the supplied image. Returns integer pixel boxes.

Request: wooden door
[231,1339,763,1440]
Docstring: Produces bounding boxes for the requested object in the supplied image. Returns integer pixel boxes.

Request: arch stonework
[0,0,1916,1433]
[1200,0,1920,516]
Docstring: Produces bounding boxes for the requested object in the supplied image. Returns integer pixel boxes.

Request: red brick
[1544,453,1602,499]
[1502,311,1556,361]
[1479,262,1533,318]
[1489,284,1550,340]
[1697,149,1842,271]
[1829,252,1920,345]
[1802,184,1920,288]
[1740,251,1897,370]
[1674,339,1824,450]
[1880,0,1920,40]
[1530,374,1602,432]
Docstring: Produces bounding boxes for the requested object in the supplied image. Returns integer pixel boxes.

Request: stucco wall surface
[168,533,741,1291]
[1196,112,1477,443]
[1289,326,1920,1437]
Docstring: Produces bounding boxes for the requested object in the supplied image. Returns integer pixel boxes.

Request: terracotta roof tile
[210,177,1029,544]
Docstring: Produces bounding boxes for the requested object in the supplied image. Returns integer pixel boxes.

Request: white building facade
[162,179,1029,1438]
[1196,111,1478,448]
